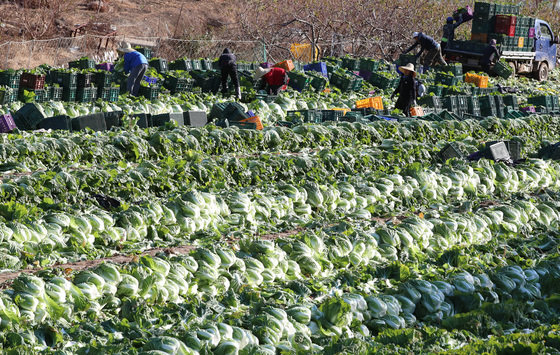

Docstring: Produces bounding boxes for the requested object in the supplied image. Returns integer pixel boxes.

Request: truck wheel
[534,62,549,81]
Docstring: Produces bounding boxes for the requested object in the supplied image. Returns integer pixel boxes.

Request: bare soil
[0,0,231,41]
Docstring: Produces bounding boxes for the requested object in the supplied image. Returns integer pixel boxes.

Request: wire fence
[0,35,268,70]
[0,34,414,70]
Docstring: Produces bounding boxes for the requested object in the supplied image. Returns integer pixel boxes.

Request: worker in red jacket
[254,66,288,95]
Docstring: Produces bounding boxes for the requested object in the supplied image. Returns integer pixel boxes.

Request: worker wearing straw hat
[117,41,148,97]
[254,66,288,95]
[391,63,418,117]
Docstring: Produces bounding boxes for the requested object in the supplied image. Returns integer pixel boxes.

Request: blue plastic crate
[143,76,158,85]
[303,62,328,77]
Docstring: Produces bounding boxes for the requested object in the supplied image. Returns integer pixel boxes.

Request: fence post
[261,40,267,63]
[54,38,62,67]
[4,42,11,68]
[27,40,35,69]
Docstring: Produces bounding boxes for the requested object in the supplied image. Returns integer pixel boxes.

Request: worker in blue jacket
[117,42,148,97]
[404,32,447,73]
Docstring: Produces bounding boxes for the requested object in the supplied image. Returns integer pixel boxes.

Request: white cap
[413,32,419,38]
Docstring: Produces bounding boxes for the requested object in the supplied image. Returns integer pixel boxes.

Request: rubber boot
[236,86,241,100]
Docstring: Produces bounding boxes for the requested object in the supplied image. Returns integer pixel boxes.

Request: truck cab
[533,20,557,79]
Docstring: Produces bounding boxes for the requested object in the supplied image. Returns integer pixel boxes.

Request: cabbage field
[1,59,560,354]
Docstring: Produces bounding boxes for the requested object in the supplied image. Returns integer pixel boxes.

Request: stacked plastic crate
[471,1,525,51]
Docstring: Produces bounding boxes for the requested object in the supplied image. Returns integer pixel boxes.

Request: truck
[444,2,558,81]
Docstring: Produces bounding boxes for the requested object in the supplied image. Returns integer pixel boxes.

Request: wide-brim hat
[398,63,417,77]
[117,41,134,53]
[254,66,271,80]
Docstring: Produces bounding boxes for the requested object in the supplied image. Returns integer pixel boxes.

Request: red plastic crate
[20,73,45,90]
[495,15,517,37]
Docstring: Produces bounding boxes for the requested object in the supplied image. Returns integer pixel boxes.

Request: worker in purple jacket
[117,42,148,97]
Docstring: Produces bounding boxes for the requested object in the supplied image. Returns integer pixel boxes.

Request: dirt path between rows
[0,228,304,288]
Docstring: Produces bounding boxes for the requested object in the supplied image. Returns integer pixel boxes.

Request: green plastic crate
[418,95,442,109]
[351,74,363,91]
[49,86,63,101]
[223,102,249,121]
[98,87,120,102]
[308,75,327,92]
[163,74,191,93]
[200,75,221,93]
[0,71,21,89]
[135,47,152,60]
[323,57,341,66]
[200,59,214,71]
[286,110,322,123]
[398,54,417,66]
[479,95,496,109]
[149,58,168,73]
[503,95,519,110]
[76,87,95,103]
[474,2,495,17]
[472,19,493,34]
[69,58,96,70]
[466,96,480,114]
[527,95,553,111]
[442,96,459,114]
[436,64,463,76]
[359,59,379,72]
[493,61,513,79]
[341,57,359,71]
[331,71,354,91]
[287,71,309,92]
[209,102,230,120]
[0,88,16,104]
[191,60,203,71]
[321,109,345,122]
[93,72,112,87]
[435,72,462,86]
[62,87,76,102]
[13,103,46,129]
[139,86,159,100]
[50,71,77,88]
[427,85,443,96]
[369,72,398,89]
[169,59,193,71]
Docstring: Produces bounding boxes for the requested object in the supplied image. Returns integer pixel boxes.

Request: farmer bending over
[254,66,288,95]
[404,32,447,73]
[117,42,148,97]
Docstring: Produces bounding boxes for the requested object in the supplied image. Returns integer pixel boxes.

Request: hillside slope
[0,0,231,41]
